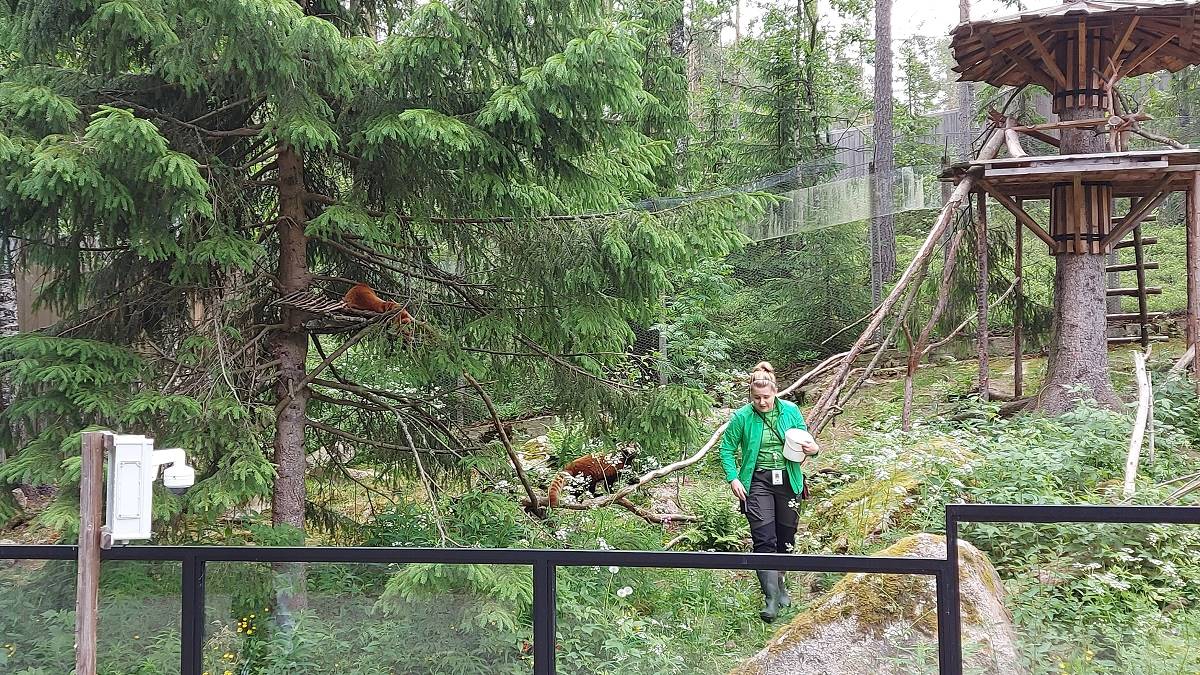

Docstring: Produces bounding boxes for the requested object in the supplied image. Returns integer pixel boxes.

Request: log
[808,128,1008,432]
[1123,350,1152,499]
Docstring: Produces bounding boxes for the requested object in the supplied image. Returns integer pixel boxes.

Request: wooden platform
[941,148,1200,199]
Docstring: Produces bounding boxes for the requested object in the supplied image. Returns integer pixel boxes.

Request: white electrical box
[103,433,156,544]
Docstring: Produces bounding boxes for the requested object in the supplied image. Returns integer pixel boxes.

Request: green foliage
[0,334,271,532]
[671,488,748,552]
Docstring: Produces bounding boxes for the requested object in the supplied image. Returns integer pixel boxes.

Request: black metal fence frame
[2,503,1198,675]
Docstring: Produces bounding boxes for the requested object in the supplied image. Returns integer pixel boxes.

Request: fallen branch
[905,228,968,429]
[1169,344,1195,377]
[464,372,542,516]
[808,128,1008,431]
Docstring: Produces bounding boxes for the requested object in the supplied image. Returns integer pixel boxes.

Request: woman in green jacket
[719,361,819,622]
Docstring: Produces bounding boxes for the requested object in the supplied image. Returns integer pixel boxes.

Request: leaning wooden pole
[1014,197,1025,398]
[1189,174,1200,394]
[808,129,1007,431]
[976,190,990,401]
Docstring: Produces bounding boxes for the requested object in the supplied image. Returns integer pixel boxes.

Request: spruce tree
[0,1,758,532]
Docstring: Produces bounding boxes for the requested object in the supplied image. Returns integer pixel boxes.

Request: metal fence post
[533,558,556,675]
[938,508,963,675]
[181,553,205,675]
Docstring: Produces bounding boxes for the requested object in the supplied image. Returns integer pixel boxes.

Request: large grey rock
[732,533,1025,675]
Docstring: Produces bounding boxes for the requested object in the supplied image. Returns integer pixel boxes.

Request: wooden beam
[1099,186,1166,247]
[1108,335,1168,344]
[1005,114,1152,135]
[1115,237,1157,250]
[1106,262,1159,273]
[1107,312,1166,321]
[1071,176,1083,255]
[1021,26,1068,87]
[1115,32,1176,81]
[1004,116,1028,158]
[1106,287,1162,297]
[1189,175,1200,393]
[976,190,989,401]
[1020,127,1061,148]
[1002,48,1056,90]
[977,179,1055,248]
[1014,197,1024,399]
[1102,175,1174,248]
[1107,16,1141,79]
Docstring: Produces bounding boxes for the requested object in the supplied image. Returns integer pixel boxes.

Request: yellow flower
[223,652,234,660]
[249,614,255,619]
[236,626,243,633]
[132,635,140,640]
[224,671,233,675]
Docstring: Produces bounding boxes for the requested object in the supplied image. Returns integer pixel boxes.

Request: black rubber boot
[756,570,780,623]
[777,571,791,608]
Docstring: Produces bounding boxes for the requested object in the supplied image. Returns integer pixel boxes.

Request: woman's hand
[730,479,747,502]
[801,439,820,456]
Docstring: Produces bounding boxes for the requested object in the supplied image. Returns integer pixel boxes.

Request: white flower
[554,529,569,541]
[616,586,633,598]
[597,537,610,550]
[608,566,620,574]
[948,478,964,488]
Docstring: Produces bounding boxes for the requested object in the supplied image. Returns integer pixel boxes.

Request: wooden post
[1133,224,1150,349]
[75,431,107,675]
[1014,198,1024,398]
[1190,175,1200,394]
[976,190,990,401]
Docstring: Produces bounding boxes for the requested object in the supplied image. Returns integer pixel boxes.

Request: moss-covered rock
[731,533,1025,675]
[799,436,974,552]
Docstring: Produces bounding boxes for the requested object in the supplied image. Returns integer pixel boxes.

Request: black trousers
[742,470,799,554]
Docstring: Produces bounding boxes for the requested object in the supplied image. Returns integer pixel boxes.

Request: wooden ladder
[1107,213,1166,348]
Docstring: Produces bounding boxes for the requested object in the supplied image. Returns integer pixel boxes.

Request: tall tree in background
[956,0,974,163]
[870,0,897,306]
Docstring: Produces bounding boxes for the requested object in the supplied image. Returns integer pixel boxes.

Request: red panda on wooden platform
[546,444,638,507]
[342,283,413,326]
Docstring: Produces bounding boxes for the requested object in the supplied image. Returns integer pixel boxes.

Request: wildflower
[616,586,633,598]
[133,634,140,640]
[597,537,610,550]
[608,566,620,574]
[223,652,235,660]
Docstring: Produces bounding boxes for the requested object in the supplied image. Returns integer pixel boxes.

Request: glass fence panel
[203,561,534,674]
[554,564,941,675]
[0,558,182,675]
[960,521,1200,675]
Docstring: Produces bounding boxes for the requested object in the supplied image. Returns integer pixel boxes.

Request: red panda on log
[342,284,413,326]
[546,445,637,507]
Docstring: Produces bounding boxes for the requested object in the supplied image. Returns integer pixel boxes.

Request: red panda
[343,283,413,326]
[546,445,637,507]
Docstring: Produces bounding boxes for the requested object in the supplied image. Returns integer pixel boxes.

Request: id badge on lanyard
[771,469,783,486]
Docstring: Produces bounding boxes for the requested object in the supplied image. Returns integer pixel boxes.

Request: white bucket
[783,428,815,462]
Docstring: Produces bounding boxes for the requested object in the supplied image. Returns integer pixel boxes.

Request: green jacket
[719,400,809,494]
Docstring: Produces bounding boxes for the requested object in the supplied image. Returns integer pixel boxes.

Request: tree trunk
[975,191,989,400]
[956,0,973,163]
[271,143,312,613]
[1037,108,1122,413]
[0,238,15,463]
[870,0,897,309]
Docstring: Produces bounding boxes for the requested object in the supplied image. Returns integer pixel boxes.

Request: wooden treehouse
[944,0,1200,403]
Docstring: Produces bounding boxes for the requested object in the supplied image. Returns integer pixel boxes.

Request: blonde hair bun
[749,361,777,389]
[752,361,775,375]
